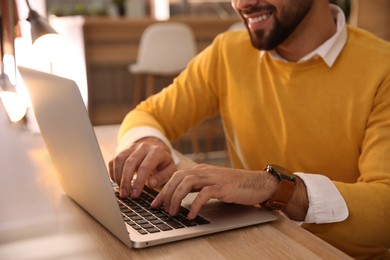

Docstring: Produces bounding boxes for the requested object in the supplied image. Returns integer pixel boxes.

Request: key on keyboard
[115,186,210,235]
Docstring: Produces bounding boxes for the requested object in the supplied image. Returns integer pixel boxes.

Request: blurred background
[1,0,389,159]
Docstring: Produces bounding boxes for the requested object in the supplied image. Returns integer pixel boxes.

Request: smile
[247,12,272,24]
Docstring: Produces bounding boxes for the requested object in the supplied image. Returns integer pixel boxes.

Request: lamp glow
[153,0,170,21]
[32,33,67,73]
[0,91,27,122]
[0,54,27,123]
[25,0,58,43]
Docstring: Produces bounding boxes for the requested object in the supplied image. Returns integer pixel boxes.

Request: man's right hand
[109,137,177,199]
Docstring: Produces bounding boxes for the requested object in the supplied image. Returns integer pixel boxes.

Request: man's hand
[151,164,278,220]
[109,137,177,198]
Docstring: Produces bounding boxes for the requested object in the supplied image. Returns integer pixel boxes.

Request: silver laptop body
[19,66,277,248]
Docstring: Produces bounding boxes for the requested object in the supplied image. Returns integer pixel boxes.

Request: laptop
[19,66,277,248]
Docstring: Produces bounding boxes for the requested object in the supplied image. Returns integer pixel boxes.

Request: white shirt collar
[260,4,347,67]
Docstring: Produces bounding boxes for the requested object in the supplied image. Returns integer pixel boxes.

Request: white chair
[129,22,197,105]
[129,22,201,159]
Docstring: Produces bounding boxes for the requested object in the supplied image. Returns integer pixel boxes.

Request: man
[110,0,390,258]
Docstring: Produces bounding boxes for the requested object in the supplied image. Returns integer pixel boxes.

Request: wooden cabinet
[349,0,390,41]
[82,17,239,125]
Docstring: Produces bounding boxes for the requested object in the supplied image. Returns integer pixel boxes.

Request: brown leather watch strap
[262,179,296,210]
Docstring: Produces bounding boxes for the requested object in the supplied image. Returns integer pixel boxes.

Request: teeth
[248,14,270,23]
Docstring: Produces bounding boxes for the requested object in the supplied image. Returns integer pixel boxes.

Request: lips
[241,2,276,30]
[247,12,272,24]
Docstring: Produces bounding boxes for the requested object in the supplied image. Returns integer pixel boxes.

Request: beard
[244,0,313,50]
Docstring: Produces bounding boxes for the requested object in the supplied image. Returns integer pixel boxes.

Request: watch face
[266,165,295,182]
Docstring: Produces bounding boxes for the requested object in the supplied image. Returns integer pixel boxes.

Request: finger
[152,167,216,213]
[150,170,185,211]
[154,170,187,210]
[120,151,147,198]
[151,191,166,210]
[112,148,135,185]
[132,147,174,196]
[167,170,216,216]
[169,174,202,216]
[147,160,176,189]
[188,186,219,219]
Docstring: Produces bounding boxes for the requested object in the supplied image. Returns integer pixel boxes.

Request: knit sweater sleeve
[118,34,224,143]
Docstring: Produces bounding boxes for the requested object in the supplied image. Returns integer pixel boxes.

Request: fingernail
[169,205,175,216]
[131,189,138,198]
[149,178,158,188]
[120,188,127,198]
[188,210,196,220]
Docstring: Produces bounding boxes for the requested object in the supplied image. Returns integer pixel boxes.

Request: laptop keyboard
[115,186,210,235]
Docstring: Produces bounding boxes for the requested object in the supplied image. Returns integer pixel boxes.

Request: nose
[234,0,258,9]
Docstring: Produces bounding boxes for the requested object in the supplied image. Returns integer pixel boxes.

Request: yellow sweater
[119,26,390,259]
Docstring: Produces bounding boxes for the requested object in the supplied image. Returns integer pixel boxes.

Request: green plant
[113,0,125,6]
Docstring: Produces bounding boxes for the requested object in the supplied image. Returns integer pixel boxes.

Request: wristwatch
[261,165,296,210]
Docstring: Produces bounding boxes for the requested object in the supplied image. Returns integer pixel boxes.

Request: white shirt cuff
[116,126,180,164]
[294,172,349,224]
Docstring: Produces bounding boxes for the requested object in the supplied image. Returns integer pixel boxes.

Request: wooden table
[0,122,351,259]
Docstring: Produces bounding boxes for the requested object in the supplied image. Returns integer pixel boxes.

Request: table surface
[0,123,351,259]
